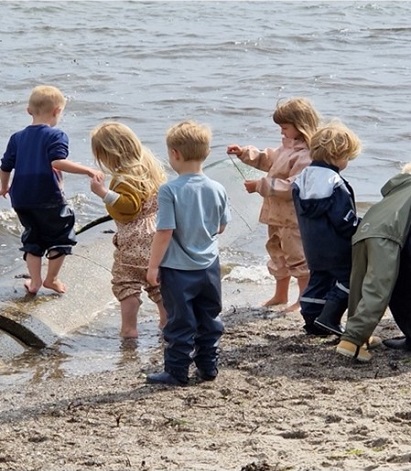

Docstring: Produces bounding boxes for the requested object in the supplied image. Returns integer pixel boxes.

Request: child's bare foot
[262,296,288,307]
[43,279,66,294]
[282,301,301,313]
[120,337,138,350]
[121,329,138,339]
[24,280,41,295]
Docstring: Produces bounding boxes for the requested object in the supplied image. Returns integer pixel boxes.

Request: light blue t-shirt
[157,173,231,270]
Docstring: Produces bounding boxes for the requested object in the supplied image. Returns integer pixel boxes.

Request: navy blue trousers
[16,205,76,257]
[300,266,350,327]
[160,258,224,383]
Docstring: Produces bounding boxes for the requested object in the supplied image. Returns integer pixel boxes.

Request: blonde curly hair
[310,120,361,165]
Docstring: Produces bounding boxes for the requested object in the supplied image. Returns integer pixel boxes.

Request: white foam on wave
[222,265,272,284]
[0,209,21,236]
[0,209,16,221]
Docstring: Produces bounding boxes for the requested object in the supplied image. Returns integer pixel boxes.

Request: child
[226,97,321,311]
[292,121,361,335]
[146,120,231,386]
[89,122,168,338]
[336,163,411,362]
[0,85,101,295]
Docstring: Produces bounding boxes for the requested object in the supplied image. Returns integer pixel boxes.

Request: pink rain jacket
[238,137,311,227]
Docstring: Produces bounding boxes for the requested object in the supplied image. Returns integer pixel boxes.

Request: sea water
[0,0,410,384]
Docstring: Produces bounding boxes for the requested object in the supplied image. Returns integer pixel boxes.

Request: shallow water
[0,301,164,388]
[1,0,410,385]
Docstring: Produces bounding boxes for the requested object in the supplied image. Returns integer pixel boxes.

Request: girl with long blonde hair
[90,122,167,338]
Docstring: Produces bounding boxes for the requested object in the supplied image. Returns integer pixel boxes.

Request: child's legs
[342,238,400,346]
[15,208,45,293]
[280,225,309,280]
[296,274,309,294]
[119,295,141,338]
[266,225,288,279]
[192,259,224,373]
[283,273,310,312]
[42,206,76,293]
[41,205,77,252]
[265,225,290,304]
[265,224,309,306]
[112,252,145,338]
[160,267,201,382]
[314,266,351,333]
[24,253,43,293]
[19,205,75,293]
[300,270,334,327]
[320,265,350,316]
[264,277,290,306]
[326,266,350,304]
[145,284,168,329]
[43,251,67,293]
[156,302,168,329]
[16,208,44,255]
[347,241,368,320]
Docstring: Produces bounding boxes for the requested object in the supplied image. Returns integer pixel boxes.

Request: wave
[0,210,21,237]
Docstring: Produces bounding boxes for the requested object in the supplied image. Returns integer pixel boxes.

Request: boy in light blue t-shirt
[146,120,231,386]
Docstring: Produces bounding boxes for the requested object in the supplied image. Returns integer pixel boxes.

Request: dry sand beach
[1,277,411,471]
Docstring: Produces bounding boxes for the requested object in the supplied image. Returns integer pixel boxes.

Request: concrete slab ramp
[0,220,116,349]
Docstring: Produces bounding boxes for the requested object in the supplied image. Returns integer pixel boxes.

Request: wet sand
[0,277,410,471]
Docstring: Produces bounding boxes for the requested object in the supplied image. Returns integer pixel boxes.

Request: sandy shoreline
[1,277,411,471]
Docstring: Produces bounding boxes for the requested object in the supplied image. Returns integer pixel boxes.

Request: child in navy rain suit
[292,121,361,336]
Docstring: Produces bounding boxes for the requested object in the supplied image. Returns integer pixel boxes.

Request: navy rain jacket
[292,161,360,271]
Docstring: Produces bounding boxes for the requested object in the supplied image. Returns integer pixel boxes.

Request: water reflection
[0,303,163,389]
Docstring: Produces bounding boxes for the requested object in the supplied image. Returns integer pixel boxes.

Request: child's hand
[244,180,258,193]
[226,144,243,157]
[89,169,105,180]
[0,187,9,198]
[146,267,160,287]
[90,174,107,198]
